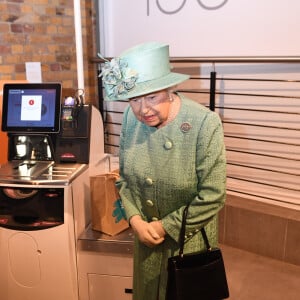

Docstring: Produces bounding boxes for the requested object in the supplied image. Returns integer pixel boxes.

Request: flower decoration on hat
[98,53,138,98]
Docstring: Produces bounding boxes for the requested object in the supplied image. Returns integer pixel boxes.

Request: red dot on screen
[29,99,35,105]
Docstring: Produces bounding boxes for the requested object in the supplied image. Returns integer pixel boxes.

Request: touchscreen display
[1,83,61,133]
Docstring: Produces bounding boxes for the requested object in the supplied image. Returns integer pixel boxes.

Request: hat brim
[104,72,189,101]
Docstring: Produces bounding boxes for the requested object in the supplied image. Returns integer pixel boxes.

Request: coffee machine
[0,83,104,300]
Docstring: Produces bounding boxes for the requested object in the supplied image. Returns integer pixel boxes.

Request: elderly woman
[101,42,226,300]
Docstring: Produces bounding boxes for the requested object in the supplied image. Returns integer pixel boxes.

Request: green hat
[99,42,189,101]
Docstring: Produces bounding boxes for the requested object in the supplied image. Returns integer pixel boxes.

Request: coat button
[152,217,159,221]
[145,177,153,185]
[164,141,173,150]
[146,200,154,207]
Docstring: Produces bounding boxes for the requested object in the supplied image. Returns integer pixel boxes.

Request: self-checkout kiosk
[0,83,104,300]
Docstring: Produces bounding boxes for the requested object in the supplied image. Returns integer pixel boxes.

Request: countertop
[78,224,134,255]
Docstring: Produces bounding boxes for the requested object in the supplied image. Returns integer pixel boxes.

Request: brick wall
[0,0,98,105]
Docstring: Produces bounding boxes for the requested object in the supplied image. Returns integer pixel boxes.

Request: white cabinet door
[88,273,133,300]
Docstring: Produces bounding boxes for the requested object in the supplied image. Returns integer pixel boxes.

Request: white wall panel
[99,0,300,57]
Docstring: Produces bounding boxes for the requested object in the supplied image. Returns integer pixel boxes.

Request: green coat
[116,94,226,300]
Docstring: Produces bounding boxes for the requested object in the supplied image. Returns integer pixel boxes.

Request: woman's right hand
[129,215,165,247]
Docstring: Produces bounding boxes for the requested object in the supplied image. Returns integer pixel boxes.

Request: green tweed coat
[116,94,226,300]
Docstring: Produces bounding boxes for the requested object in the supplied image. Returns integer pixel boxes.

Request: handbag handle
[179,205,211,257]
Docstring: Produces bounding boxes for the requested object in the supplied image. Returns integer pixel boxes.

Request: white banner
[99,0,300,57]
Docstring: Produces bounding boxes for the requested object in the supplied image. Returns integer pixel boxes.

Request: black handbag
[166,205,229,300]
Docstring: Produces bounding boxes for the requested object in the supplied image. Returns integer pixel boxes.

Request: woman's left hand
[130,215,165,247]
[150,220,166,239]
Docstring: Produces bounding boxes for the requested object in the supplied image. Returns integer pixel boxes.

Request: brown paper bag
[90,172,129,236]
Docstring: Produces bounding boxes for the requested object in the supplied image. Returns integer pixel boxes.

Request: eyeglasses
[130,92,168,106]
